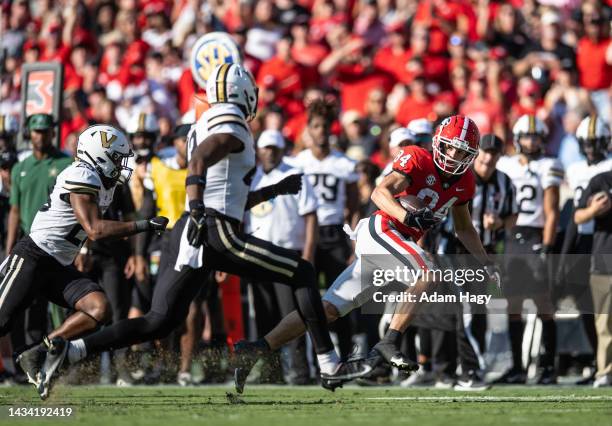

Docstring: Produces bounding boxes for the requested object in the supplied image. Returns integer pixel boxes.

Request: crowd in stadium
[0,0,611,390]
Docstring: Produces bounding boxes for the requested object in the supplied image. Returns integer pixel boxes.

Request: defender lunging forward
[43,64,368,398]
[0,125,168,398]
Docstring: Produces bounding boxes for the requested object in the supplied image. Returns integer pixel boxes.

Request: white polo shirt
[245,161,318,251]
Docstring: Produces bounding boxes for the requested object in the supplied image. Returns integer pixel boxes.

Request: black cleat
[320,358,373,392]
[38,337,68,400]
[535,366,557,385]
[15,344,46,386]
[368,341,419,372]
[355,362,392,387]
[492,368,527,385]
[15,346,44,386]
[232,339,271,394]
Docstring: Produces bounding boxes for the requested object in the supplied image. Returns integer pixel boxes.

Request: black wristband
[185,175,206,187]
[189,199,205,212]
[134,220,149,232]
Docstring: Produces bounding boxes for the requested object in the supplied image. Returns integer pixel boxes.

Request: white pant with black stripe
[323,214,435,317]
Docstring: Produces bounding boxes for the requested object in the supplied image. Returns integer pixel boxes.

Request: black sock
[381,329,402,346]
[294,285,334,354]
[539,319,557,368]
[508,319,524,371]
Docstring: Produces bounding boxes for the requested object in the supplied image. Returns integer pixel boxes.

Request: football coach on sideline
[575,169,612,388]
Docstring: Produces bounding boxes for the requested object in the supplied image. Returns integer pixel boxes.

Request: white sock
[317,349,340,375]
[67,339,87,364]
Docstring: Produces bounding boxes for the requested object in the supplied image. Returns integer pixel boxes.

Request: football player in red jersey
[233,115,502,392]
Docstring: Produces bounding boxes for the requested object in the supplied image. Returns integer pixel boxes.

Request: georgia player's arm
[71,193,145,241]
[187,133,243,205]
[452,203,490,265]
[542,185,560,246]
[371,171,411,223]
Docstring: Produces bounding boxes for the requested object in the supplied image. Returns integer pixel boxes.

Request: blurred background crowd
[0,0,611,389]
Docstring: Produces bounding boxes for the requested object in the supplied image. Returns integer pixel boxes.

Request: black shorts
[0,236,103,335]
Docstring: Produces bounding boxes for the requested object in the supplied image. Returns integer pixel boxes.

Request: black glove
[186,206,207,247]
[134,216,169,233]
[484,262,502,291]
[403,207,439,231]
[273,173,303,196]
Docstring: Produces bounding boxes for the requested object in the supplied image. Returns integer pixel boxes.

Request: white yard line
[365,396,612,402]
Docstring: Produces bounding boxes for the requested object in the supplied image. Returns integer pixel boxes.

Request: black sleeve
[135,188,156,257]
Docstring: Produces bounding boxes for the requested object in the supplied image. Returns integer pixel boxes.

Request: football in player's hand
[398,195,426,213]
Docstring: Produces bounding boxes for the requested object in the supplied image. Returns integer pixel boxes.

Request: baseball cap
[407,118,433,144]
[541,11,560,26]
[341,110,362,128]
[407,118,433,136]
[257,129,285,149]
[27,113,55,131]
[479,134,504,153]
[389,127,413,148]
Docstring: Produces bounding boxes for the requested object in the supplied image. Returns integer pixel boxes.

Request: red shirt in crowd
[257,56,304,101]
[373,46,413,84]
[396,94,435,126]
[332,63,395,114]
[177,68,196,115]
[60,114,88,150]
[459,97,504,134]
[577,37,612,90]
[510,100,545,121]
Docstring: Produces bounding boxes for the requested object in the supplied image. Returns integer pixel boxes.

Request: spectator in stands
[257,35,304,115]
[576,5,612,122]
[460,72,505,136]
[513,10,576,79]
[396,74,434,125]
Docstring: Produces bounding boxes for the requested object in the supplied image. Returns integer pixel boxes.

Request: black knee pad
[293,259,317,289]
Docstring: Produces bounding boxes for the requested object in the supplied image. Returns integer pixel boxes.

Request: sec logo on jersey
[190,32,242,90]
[426,174,436,186]
[250,199,274,218]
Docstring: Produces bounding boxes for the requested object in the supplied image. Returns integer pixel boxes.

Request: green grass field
[1,385,611,426]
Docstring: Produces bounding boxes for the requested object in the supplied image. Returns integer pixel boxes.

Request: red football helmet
[432,115,480,175]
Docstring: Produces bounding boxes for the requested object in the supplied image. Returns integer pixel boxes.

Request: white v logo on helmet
[76,125,134,188]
